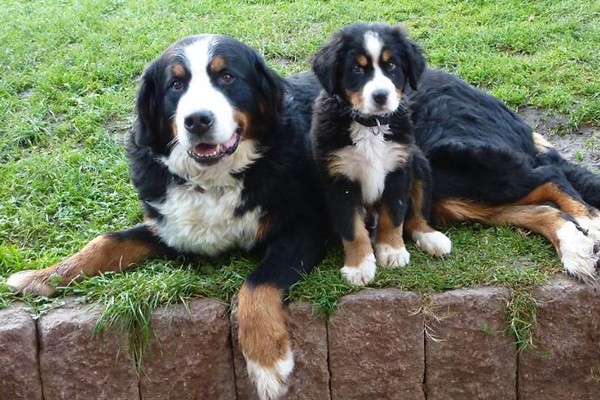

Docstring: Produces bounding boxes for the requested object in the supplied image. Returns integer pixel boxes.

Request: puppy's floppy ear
[312,33,345,95]
[134,62,159,147]
[393,26,426,90]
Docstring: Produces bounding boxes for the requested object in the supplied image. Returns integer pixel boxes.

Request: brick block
[140,298,236,400]
[425,287,516,400]
[0,303,42,400]
[38,302,139,400]
[328,289,424,400]
[519,276,600,400]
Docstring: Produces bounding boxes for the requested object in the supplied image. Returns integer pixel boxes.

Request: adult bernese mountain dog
[7,34,329,399]
[410,66,600,281]
[310,23,451,286]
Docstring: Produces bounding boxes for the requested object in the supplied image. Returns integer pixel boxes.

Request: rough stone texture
[0,304,42,400]
[38,302,139,400]
[140,298,236,400]
[231,300,330,400]
[519,276,600,400]
[425,287,516,400]
[328,288,424,400]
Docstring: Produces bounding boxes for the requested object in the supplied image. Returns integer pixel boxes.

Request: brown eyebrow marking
[210,55,226,72]
[382,49,393,62]
[171,63,186,78]
[356,54,368,67]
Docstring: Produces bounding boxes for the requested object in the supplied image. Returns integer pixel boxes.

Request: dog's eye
[171,80,184,91]
[385,62,397,72]
[352,64,364,74]
[220,72,235,84]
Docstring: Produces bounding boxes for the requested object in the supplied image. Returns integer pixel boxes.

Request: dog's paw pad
[6,270,57,297]
[341,253,377,286]
[375,244,410,268]
[413,230,452,257]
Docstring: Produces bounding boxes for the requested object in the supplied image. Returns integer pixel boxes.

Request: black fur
[408,68,600,210]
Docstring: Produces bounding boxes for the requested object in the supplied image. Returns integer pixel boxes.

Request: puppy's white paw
[375,244,410,268]
[412,230,452,256]
[557,223,600,283]
[246,348,294,400]
[6,270,57,297]
[341,253,377,286]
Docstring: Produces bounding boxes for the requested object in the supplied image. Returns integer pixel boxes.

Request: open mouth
[187,128,242,164]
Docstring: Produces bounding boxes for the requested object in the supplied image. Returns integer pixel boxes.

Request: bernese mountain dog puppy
[310,23,452,285]
[410,67,600,282]
[7,34,329,399]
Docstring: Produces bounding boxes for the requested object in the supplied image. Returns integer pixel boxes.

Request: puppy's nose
[184,110,214,135]
[372,90,389,106]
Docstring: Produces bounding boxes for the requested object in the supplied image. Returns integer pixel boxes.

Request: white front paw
[246,347,294,400]
[576,216,600,242]
[341,253,377,286]
[413,230,452,256]
[558,223,599,283]
[375,244,410,268]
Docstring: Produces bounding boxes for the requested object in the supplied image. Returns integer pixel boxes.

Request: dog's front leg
[7,223,172,296]
[237,224,327,400]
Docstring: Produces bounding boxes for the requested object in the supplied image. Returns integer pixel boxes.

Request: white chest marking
[150,182,262,256]
[327,123,410,204]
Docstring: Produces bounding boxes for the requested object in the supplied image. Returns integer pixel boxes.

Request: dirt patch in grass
[518,107,599,173]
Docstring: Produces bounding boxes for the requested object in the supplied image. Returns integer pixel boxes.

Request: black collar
[352,114,391,128]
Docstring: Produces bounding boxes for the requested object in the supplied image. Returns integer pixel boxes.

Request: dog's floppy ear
[252,50,286,120]
[312,33,345,95]
[393,26,426,90]
[134,62,160,147]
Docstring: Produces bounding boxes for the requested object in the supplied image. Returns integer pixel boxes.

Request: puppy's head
[135,34,285,172]
[312,23,425,116]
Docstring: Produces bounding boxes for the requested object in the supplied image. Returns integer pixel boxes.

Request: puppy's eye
[220,72,235,84]
[172,80,184,91]
[352,64,364,74]
[386,62,397,72]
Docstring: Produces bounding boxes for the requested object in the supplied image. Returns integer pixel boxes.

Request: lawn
[1,0,598,360]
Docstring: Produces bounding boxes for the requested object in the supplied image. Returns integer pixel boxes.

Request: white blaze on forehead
[175,36,237,146]
[360,31,400,115]
[364,31,383,61]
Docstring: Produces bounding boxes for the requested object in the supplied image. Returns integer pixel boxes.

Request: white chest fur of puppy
[151,182,262,256]
[329,122,410,204]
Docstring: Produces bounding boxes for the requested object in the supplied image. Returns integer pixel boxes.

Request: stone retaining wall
[1,276,599,400]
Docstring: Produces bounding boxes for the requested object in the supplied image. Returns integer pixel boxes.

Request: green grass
[1,0,598,359]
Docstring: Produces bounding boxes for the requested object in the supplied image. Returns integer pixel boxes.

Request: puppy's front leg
[375,169,411,268]
[325,179,376,286]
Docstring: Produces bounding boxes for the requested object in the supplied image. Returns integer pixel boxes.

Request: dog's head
[135,34,285,177]
[312,23,425,116]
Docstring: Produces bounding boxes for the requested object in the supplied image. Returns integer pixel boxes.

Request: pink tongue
[223,134,238,149]
[194,143,218,155]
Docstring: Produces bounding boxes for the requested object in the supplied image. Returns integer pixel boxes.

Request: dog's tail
[535,134,600,208]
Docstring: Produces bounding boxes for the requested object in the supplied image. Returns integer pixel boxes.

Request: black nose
[372,90,389,106]
[184,110,214,135]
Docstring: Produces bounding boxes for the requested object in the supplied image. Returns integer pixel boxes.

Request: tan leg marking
[405,180,452,256]
[7,235,152,296]
[375,203,410,268]
[237,283,293,399]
